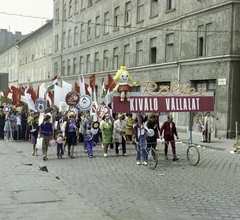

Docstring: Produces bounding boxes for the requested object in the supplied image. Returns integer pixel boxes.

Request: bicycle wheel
[187,145,200,166]
[147,148,158,170]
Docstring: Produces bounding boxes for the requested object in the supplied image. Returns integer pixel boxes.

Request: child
[31,116,39,156]
[85,130,96,158]
[56,130,65,159]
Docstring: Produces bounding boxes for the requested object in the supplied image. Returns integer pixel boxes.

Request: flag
[46,91,54,106]
[78,75,85,96]
[62,80,73,95]
[54,84,65,109]
[39,83,46,99]
[24,88,36,111]
[11,86,22,107]
[28,86,38,103]
[46,75,58,92]
[108,73,116,92]
[101,78,106,98]
[74,81,80,93]
[89,74,95,91]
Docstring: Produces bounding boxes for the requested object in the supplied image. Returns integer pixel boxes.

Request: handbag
[30,129,37,134]
[36,138,43,150]
[49,139,57,147]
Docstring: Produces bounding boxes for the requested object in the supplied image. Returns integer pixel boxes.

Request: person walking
[65,114,79,159]
[39,115,53,161]
[113,114,127,156]
[146,114,158,150]
[0,108,5,140]
[56,130,64,159]
[82,112,92,153]
[85,130,96,158]
[100,116,113,157]
[125,113,134,143]
[31,116,39,156]
[203,112,214,143]
[160,115,179,161]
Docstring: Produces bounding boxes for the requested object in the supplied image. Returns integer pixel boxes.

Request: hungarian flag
[108,73,116,92]
[46,75,58,93]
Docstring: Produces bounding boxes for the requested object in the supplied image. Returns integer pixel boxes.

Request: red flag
[108,73,116,92]
[84,83,91,96]
[74,81,80,93]
[48,91,54,104]
[89,74,95,91]
[28,86,38,102]
[3,87,11,105]
[11,86,22,107]
[37,85,40,98]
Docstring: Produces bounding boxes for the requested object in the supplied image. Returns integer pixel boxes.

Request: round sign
[65,91,80,106]
[78,95,92,111]
[3,105,10,113]
[96,105,111,119]
[35,98,47,113]
[146,129,155,137]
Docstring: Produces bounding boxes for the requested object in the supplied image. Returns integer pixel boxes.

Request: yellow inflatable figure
[113,66,137,102]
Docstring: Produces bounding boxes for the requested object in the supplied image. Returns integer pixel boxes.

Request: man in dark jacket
[0,108,5,140]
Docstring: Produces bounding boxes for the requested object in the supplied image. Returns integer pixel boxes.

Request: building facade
[17,20,53,89]
[52,0,240,138]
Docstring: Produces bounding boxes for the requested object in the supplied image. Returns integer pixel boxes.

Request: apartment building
[17,20,53,89]
[52,0,240,138]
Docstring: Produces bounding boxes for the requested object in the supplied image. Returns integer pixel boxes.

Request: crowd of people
[0,105,184,165]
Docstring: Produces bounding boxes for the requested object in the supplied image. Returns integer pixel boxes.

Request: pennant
[28,86,38,102]
[54,84,65,109]
[39,83,46,99]
[46,75,58,92]
[108,73,116,92]
[74,81,80,93]
[89,74,96,91]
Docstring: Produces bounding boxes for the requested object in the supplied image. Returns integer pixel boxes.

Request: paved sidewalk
[0,141,116,220]
[178,131,237,151]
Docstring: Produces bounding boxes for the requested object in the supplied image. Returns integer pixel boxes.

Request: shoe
[155,148,159,151]
[35,153,38,156]
[165,156,168,160]
[173,157,179,161]
[85,150,88,153]
[123,153,128,157]
[136,162,141,165]
[60,155,62,158]
[57,156,60,159]
[104,154,108,157]
[32,152,34,156]
[89,155,93,158]
[68,152,70,157]
[142,162,148,166]
[70,156,74,159]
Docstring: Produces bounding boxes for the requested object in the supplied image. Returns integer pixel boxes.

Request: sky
[0,0,53,35]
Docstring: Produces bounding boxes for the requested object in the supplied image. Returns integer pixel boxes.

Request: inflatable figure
[113,66,137,101]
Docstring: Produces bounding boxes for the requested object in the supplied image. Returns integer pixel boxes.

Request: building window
[62,61,65,76]
[75,0,79,14]
[73,58,77,75]
[95,52,100,72]
[114,7,120,30]
[113,47,118,69]
[95,16,100,37]
[137,0,144,22]
[88,0,93,6]
[81,0,85,10]
[103,50,108,70]
[55,34,59,52]
[167,0,175,11]
[74,26,78,45]
[87,20,92,40]
[44,41,46,56]
[63,31,66,49]
[55,8,59,24]
[63,4,67,20]
[67,59,71,75]
[69,0,73,17]
[198,25,204,57]
[136,41,143,66]
[39,45,42,58]
[68,29,72,47]
[125,2,131,26]
[206,23,212,56]
[86,54,91,73]
[166,33,174,61]
[104,12,109,34]
[48,39,52,54]
[80,56,84,74]
[150,37,157,64]
[124,44,130,67]
[80,23,84,43]
[151,0,158,17]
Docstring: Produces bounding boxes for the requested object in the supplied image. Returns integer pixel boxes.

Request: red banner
[113,96,214,113]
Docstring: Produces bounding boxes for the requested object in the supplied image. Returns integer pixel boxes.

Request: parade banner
[112,81,214,113]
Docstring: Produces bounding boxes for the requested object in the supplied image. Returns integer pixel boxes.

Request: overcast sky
[0,0,53,35]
